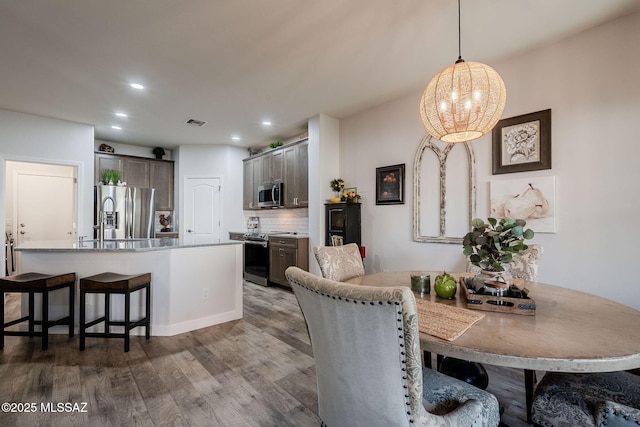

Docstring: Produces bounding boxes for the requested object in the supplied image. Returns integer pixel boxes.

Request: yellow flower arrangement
[342,190,361,202]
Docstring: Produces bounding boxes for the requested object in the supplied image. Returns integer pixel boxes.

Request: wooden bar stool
[0,272,76,350]
[79,272,151,352]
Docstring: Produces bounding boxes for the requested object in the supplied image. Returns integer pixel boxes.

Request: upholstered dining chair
[531,370,640,427]
[313,243,365,282]
[285,266,500,427]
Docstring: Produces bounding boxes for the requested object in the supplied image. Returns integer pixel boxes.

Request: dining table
[345,271,640,423]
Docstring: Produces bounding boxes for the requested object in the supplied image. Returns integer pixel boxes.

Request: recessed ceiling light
[115,112,128,118]
[232,136,240,141]
[130,83,144,90]
[262,121,272,126]
[111,125,122,130]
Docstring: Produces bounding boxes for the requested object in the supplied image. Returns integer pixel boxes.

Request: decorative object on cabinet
[330,177,344,196]
[99,143,114,153]
[152,147,165,159]
[376,164,405,205]
[269,141,283,149]
[325,202,361,247]
[413,135,477,244]
[419,0,506,144]
[492,109,551,174]
[341,187,360,203]
[490,176,556,233]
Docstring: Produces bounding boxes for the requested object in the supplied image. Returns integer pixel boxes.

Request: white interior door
[184,177,222,244]
[15,171,76,244]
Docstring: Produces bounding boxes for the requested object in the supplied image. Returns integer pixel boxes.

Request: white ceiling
[1,0,639,150]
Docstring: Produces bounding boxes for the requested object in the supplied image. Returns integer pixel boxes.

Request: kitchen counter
[15,238,243,337]
[15,238,240,252]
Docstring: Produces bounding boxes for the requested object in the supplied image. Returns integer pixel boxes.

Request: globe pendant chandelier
[419,0,506,143]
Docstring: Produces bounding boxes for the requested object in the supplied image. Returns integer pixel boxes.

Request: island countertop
[16,238,243,336]
[15,238,242,252]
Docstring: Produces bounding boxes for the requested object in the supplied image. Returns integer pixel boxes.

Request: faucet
[96,196,116,242]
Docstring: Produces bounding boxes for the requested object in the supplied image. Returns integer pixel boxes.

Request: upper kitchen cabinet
[243,156,261,210]
[123,157,150,187]
[95,153,124,181]
[243,138,308,210]
[150,160,174,211]
[283,140,308,208]
[262,149,284,185]
[95,152,174,211]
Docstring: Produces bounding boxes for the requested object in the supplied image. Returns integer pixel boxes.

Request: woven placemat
[415,299,485,341]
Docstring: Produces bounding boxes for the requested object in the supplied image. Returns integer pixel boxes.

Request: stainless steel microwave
[258,182,283,208]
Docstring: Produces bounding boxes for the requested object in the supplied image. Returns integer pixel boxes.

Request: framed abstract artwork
[376,164,405,205]
[492,109,551,175]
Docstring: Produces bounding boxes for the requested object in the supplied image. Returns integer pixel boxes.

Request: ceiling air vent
[185,118,207,127]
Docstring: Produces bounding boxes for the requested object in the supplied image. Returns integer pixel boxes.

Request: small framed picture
[376,164,405,205]
[492,109,551,175]
[331,235,343,246]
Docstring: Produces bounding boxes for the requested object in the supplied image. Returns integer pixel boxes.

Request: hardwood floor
[1,283,532,426]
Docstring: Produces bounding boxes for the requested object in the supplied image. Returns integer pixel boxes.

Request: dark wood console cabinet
[325,202,361,247]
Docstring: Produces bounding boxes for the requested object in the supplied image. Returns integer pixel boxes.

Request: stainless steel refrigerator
[94,185,155,240]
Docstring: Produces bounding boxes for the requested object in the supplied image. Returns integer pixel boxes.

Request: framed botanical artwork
[492,109,551,175]
[376,163,405,205]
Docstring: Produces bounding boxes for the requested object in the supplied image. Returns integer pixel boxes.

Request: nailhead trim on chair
[295,281,416,424]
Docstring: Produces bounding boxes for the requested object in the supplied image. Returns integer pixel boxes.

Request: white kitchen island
[14,239,243,336]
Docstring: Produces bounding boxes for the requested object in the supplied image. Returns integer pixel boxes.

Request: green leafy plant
[269,141,283,149]
[330,178,345,193]
[101,169,121,185]
[462,217,535,272]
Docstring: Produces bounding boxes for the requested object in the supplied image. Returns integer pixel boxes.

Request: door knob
[20,223,25,227]
[187,229,193,233]
[19,231,25,234]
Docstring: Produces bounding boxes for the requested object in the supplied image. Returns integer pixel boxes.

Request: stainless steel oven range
[243,232,270,286]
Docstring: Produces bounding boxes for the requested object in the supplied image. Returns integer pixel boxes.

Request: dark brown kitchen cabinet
[123,158,150,187]
[95,152,174,211]
[263,149,284,184]
[243,156,262,210]
[283,140,308,207]
[150,160,174,210]
[95,153,124,182]
[243,138,308,210]
[269,236,308,287]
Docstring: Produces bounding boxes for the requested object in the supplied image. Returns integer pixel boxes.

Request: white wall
[176,145,247,237]
[338,11,640,309]
[0,110,95,249]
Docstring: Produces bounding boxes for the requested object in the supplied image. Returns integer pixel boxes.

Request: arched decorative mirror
[413,134,477,244]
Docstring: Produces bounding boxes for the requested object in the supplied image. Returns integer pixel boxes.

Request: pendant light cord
[456,0,464,64]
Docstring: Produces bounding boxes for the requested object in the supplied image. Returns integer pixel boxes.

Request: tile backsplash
[243,208,308,234]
